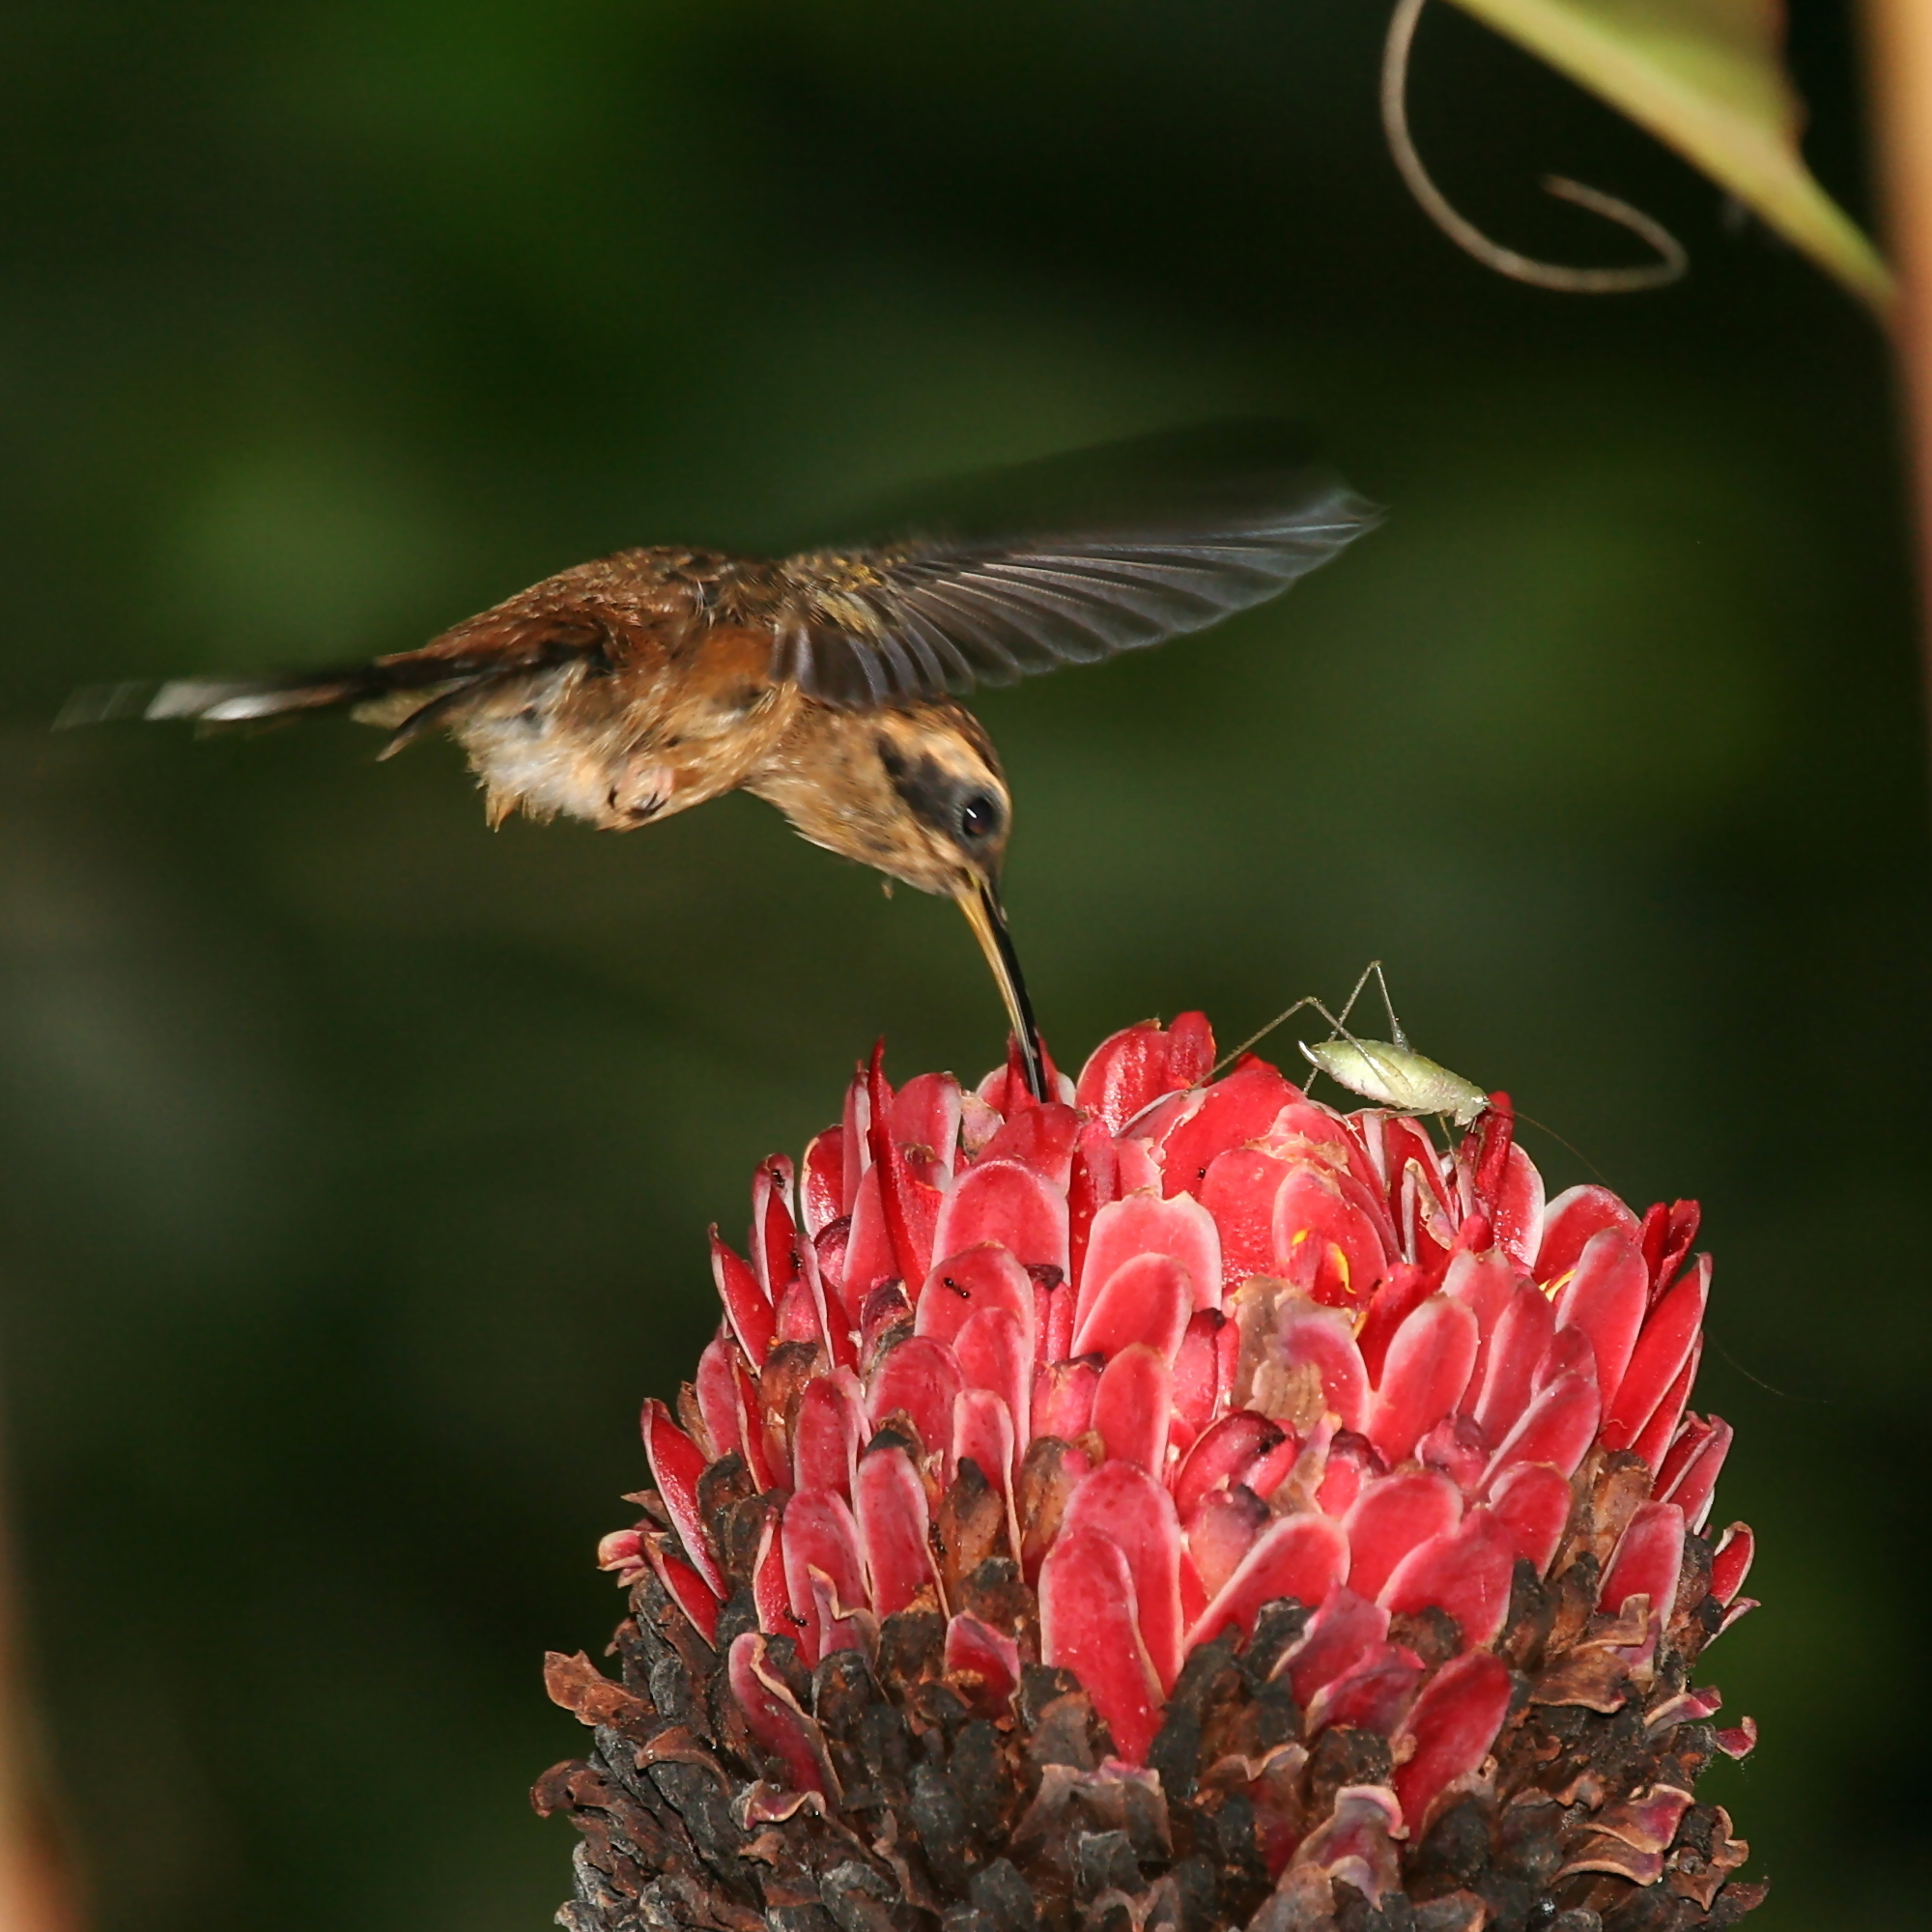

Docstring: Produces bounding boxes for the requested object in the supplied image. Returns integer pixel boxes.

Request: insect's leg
[1360,960,1409,1049]
[1330,959,1379,1036]
[1210,995,1327,1077]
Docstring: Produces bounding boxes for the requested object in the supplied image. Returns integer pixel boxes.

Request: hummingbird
[78,425,1378,1098]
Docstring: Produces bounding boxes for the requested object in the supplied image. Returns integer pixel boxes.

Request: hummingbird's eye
[958,794,1001,840]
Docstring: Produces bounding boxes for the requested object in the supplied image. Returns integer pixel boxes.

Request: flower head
[539,1018,1762,1932]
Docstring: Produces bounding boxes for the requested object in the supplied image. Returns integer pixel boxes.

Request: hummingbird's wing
[770,425,1379,708]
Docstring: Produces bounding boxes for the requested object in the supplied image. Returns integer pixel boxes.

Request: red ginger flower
[539,1017,1763,1932]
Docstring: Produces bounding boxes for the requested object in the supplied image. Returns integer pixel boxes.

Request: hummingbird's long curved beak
[956,879,1049,1101]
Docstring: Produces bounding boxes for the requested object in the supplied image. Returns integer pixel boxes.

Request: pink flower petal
[867,1335,965,1480]
[1171,1309,1228,1440]
[978,1101,1082,1188]
[952,1387,1018,1503]
[1199,1147,1292,1288]
[646,1539,722,1645]
[801,1127,845,1236]
[753,1510,790,1636]
[1061,1461,1186,1688]
[1441,1248,1522,1397]
[1274,1165,1397,1310]
[1305,1644,1426,1737]
[915,1243,1035,1352]
[1466,1279,1556,1443]
[1415,1413,1489,1492]
[1092,1343,1174,1476]
[1487,1463,1573,1575]
[1071,1251,1193,1361]
[1344,1470,1464,1602]
[1268,1300,1371,1434]
[728,1633,833,1795]
[1175,1410,1293,1520]
[1551,1229,1649,1411]
[1078,1192,1222,1320]
[934,1158,1070,1282]
[1366,1295,1480,1468]
[1602,1257,1709,1452]
[855,1443,938,1616]
[1185,1511,1350,1651]
[1536,1183,1642,1288]
[1631,1336,1701,1473]
[1379,1506,1517,1648]
[1032,1357,1100,1441]
[751,1156,805,1301]
[1710,1522,1754,1605]
[1036,1272,1074,1366]
[1639,1198,1701,1299]
[1037,1527,1163,1763]
[781,1489,867,1667]
[641,1398,726,1597]
[1074,1015,1211,1133]
[1489,1143,1546,1273]
[1658,1415,1731,1532]
[791,1375,863,1496]
[1599,1500,1686,1644]
[944,1612,1021,1710]
[1282,1584,1389,1704]
[1392,1649,1512,1830]
[1159,1060,1299,1196]
[711,1229,776,1365]
[889,1072,962,1186]
[1182,1483,1270,1597]
[695,1332,746,1463]
[1314,1428,1381,1518]
[1479,1371,1601,1496]
[955,1307,1032,1463]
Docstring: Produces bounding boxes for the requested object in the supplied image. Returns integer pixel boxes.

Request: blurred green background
[0,1,1921,1926]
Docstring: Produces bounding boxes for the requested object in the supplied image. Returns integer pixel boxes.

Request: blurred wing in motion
[771,421,1381,708]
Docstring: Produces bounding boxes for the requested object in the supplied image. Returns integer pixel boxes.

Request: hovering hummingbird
[77,425,1378,1097]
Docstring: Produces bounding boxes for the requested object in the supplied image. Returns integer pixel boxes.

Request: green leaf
[1444,0,1893,313]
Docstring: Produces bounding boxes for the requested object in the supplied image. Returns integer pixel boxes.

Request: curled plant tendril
[1381,0,1689,295]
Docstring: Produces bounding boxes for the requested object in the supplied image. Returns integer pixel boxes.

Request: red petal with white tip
[1071,1252,1192,1362]
[1199,1147,1291,1287]
[647,1539,722,1645]
[1489,1143,1546,1272]
[1269,1301,1371,1435]
[1599,1500,1686,1635]
[1356,1264,1436,1386]
[1487,1462,1573,1575]
[791,1375,862,1495]
[867,1335,965,1479]
[753,1510,790,1635]
[1367,1295,1479,1467]
[934,1159,1070,1281]
[1380,1506,1517,1648]
[855,1443,937,1616]
[781,1489,867,1667]
[1186,1511,1350,1651]
[1274,1166,1394,1309]
[1061,1461,1186,1688]
[1344,1470,1463,1602]
[1314,1428,1381,1518]
[1393,1649,1512,1829]
[728,1633,834,1796]
[752,1156,804,1300]
[1305,1645,1425,1737]
[1175,1410,1291,1520]
[1659,1416,1731,1531]
[890,1072,962,1185]
[1602,1257,1709,1452]
[1710,1522,1754,1605]
[916,1243,1035,1352]
[641,1398,726,1597]
[1158,1060,1298,1197]
[1282,1584,1389,1704]
[1416,1413,1489,1492]
[1078,1192,1222,1319]
[1036,1273,1074,1366]
[1552,1229,1649,1411]
[1093,1344,1174,1476]
[1038,1528,1163,1763]
[712,1229,776,1365]
[1480,1371,1602,1496]
[1536,1184,1642,1290]
[1075,1018,1208,1133]
[955,1307,1032,1460]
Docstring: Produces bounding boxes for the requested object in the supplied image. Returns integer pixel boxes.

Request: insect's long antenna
[1209,995,1327,1078]
[1508,1109,1610,1186]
